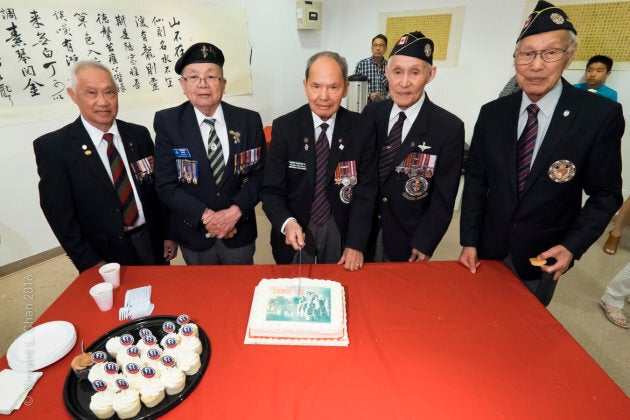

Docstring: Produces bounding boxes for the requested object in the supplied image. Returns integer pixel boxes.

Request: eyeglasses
[181,75,223,85]
[513,48,567,65]
[372,43,386,48]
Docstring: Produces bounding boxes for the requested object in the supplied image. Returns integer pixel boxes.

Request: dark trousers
[291,217,342,264]
[181,241,255,265]
[502,255,557,306]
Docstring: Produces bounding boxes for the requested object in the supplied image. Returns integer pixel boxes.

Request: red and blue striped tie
[103,133,139,227]
[516,104,539,193]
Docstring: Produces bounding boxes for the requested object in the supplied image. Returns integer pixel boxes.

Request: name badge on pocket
[288,161,307,171]
[173,148,191,158]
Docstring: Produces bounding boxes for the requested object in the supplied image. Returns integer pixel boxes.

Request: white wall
[1,0,629,266]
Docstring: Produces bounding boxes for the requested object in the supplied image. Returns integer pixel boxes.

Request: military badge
[424,44,432,58]
[340,184,353,204]
[550,13,565,25]
[548,160,576,183]
[403,176,429,200]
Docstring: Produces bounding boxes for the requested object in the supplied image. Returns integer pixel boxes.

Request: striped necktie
[516,104,540,193]
[205,118,225,185]
[379,112,406,183]
[310,123,331,226]
[103,133,138,227]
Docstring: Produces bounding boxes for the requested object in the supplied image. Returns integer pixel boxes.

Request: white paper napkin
[119,285,154,320]
[0,369,43,415]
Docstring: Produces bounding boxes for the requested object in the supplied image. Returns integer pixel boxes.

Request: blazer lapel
[329,108,350,176]
[181,104,212,182]
[501,96,522,194]
[522,80,576,196]
[118,121,143,198]
[398,99,431,161]
[69,119,117,194]
[299,106,317,191]
[220,102,237,188]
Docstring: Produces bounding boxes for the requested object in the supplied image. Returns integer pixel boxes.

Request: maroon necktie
[379,112,406,183]
[103,133,139,227]
[310,123,331,226]
[516,104,540,193]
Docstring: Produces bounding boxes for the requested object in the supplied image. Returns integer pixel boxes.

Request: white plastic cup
[90,282,114,311]
[99,263,121,288]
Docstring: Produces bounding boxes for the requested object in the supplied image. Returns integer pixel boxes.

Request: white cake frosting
[245,278,348,346]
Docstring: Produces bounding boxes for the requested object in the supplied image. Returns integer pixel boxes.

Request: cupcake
[137,334,159,353]
[142,347,163,372]
[140,379,166,408]
[122,362,144,391]
[160,366,186,395]
[178,323,199,338]
[100,361,122,387]
[105,336,123,358]
[87,351,109,383]
[112,389,141,419]
[160,332,180,348]
[161,320,177,335]
[71,351,93,380]
[179,335,202,354]
[116,345,141,367]
[177,351,201,376]
[89,380,115,419]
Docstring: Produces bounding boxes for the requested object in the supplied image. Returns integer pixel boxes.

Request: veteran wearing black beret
[153,42,266,265]
[459,1,625,305]
[361,31,464,263]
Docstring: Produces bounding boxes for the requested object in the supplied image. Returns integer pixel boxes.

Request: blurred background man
[354,34,389,103]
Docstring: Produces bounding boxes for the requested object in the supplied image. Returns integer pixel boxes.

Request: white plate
[7,321,76,372]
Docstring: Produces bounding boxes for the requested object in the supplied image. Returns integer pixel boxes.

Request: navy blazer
[261,105,378,264]
[460,79,624,279]
[363,97,464,261]
[154,101,265,251]
[34,118,168,272]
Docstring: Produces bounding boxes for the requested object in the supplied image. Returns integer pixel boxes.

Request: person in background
[153,42,266,265]
[354,34,389,103]
[603,198,630,254]
[34,61,177,272]
[362,31,464,262]
[458,1,625,306]
[499,75,522,97]
[574,55,617,101]
[600,262,630,328]
[262,51,377,271]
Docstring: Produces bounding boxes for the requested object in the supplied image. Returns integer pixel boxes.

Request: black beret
[389,31,434,65]
[175,42,225,74]
[517,1,577,42]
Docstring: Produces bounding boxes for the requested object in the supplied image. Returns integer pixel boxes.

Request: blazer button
[216,192,221,197]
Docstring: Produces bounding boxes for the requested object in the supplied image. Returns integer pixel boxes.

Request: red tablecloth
[2,261,628,419]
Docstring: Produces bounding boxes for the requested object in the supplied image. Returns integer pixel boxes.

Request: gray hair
[305,51,348,81]
[69,60,115,89]
[514,30,578,56]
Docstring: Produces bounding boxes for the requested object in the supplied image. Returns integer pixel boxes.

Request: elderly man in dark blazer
[459,1,625,305]
[261,51,377,271]
[363,31,464,263]
[154,42,265,265]
[34,61,177,272]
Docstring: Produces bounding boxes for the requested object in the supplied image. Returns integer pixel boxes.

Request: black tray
[63,315,211,419]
